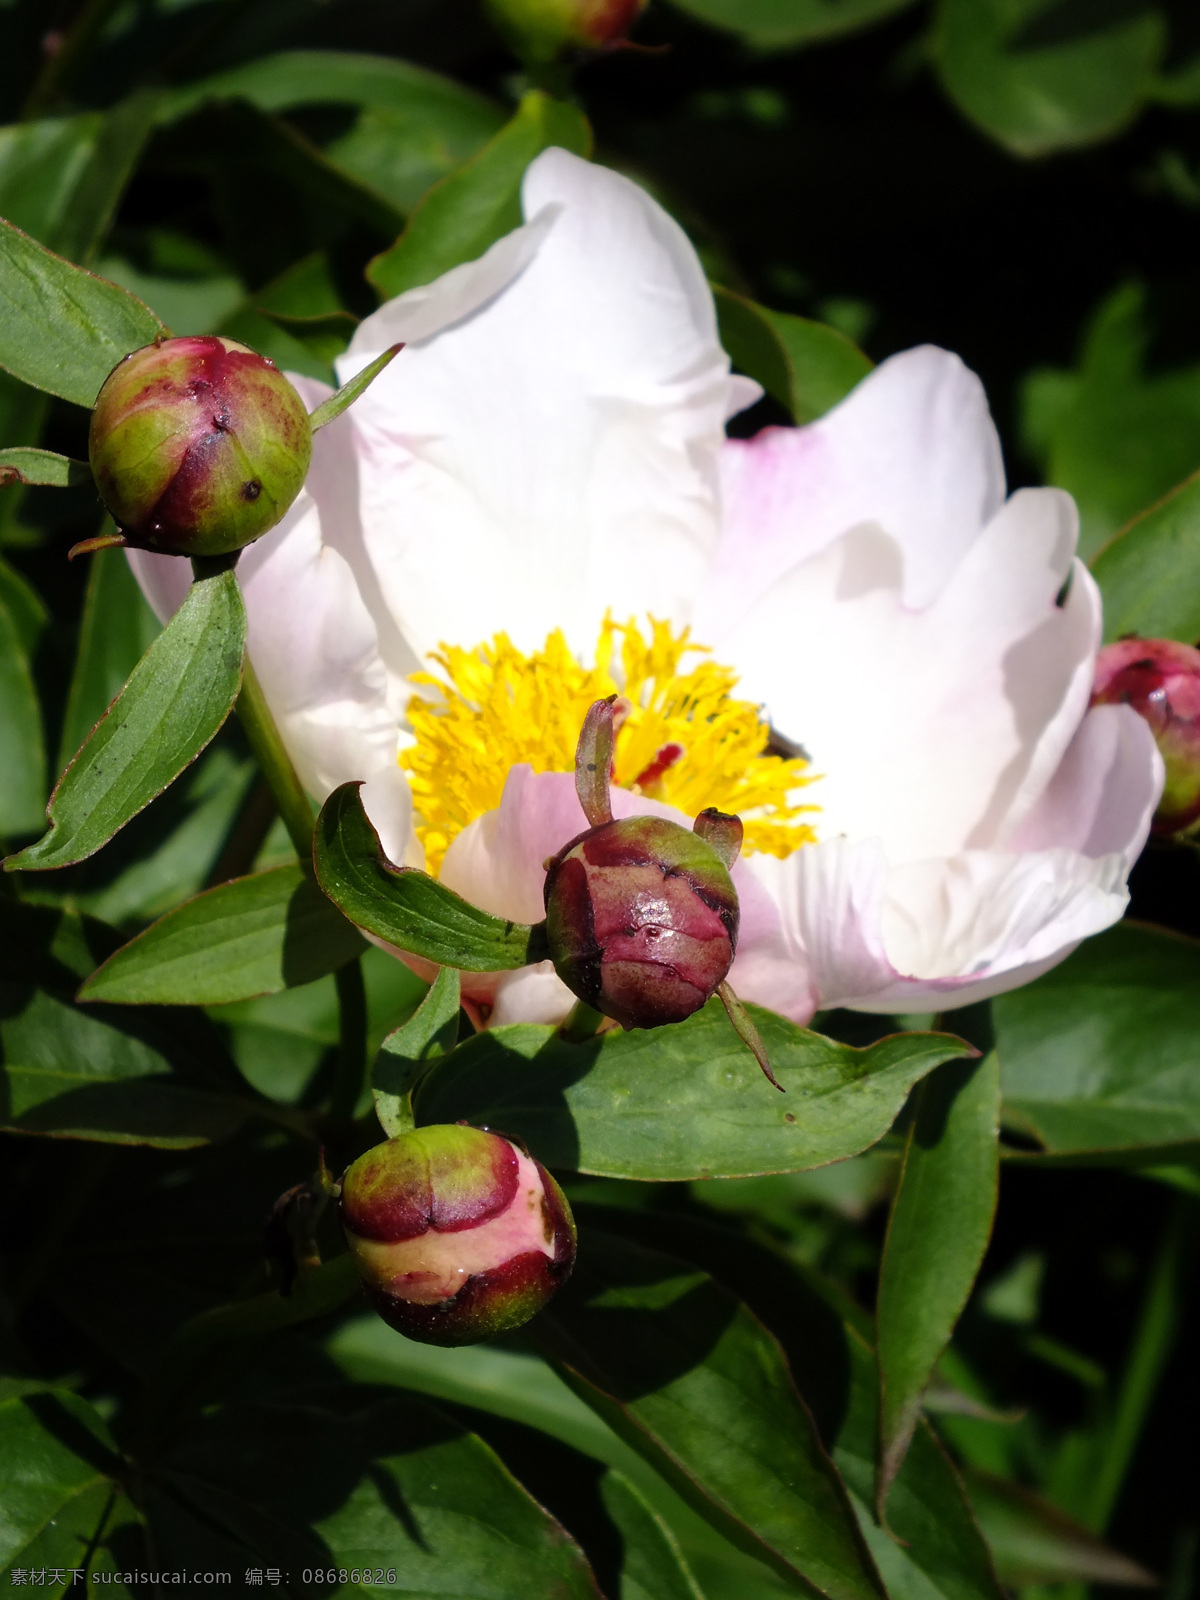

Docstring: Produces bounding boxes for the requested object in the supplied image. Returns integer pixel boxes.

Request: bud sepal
[1092,636,1200,839]
[88,335,313,557]
[340,1124,576,1346]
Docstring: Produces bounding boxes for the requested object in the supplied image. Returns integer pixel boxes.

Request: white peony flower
[129,148,1163,1028]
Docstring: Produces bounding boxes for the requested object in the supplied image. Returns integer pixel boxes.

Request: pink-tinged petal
[346,206,559,358]
[440,766,802,1026]
[698,345,1005,640]
[720,488,1094,862]
[126,545,190,623]
[438,767,684,926]
[1010,703,1163,861]
[747,840,896,1017]
[339,147,736,665]
[754,836,1134,1017]
[484,964,578,1027]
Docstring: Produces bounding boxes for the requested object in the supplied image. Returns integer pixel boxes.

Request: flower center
[402,616,819,875]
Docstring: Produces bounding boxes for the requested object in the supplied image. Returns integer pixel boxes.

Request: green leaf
[1021,284,1200,560]
[0,445,91,487]
[43,749,255,931]
[0,585,46,837]
[962,1470,1156,1589]
[661,0,917,49]
[328,1312,822,1600]
[994,921,1200,1159]
[57,542,160,778]
[308,341,403,431]
[714,286,872,424]
[539,1230,884,1600]
[0,1387,141,1579]
[934,0,1165,158]
[0,964,253,1149]
[0,216,166,407]
[161,50,505,212]
[7,567,245,874]
[832,1331,1005,1600]
[417,1004,974,1179]
[216,250,348,383]
[255,307,358,365]
[601,1470,708,1600]
[592,1208,1005,1600]
[314,781,548,970]
[149,1384,601,1594]
[876,1052,1001,1510]
[77,864,367,1007]
[0,553,47,658]
[1090,465,1200,643]
[0,114,103,248]
[50,90,164,267]
[372,962,460,1136]
[368,90,592,300]
[216,943,426,1104]
[0,96,160,265]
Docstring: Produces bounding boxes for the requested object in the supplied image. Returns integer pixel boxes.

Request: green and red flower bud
[544,811,739,1029]
[88,335,312,557]
[339,1124,576,1346]
[1093,637,1200,838]
[485,0,646,62]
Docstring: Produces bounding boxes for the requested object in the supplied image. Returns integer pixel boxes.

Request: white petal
[238,504,413,862]
[755,836,1135,1016]
[345,205,560,360]
[721,487,1094,861]
[880,849,1127,986]
[342,146,735,666]
[1010,702,1163,861]
[698,345,1006,641]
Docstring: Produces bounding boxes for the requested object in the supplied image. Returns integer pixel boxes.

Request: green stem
[22,0,124,119]
[1086,1194,1196,1532]
[330,959,369,1122]
[234,657,315,863]
[560,998,606,1043]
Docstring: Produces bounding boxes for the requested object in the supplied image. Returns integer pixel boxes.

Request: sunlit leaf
[417,1006,973,1180]
[995,921,1200,1158]
[314,781,548,971]
[0,217,165,407]
[876,1053,1000,1508]
[715,285,872,423]
[368,90,591,300]
[79,864,367,1007]
[7,568,244,873]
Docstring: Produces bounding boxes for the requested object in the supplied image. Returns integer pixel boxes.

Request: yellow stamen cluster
[402,616,819,875]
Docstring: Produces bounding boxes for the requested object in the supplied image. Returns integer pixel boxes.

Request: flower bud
[340,1124,576,1346]
[485,0,646,62]
[88,336,312,557]
[1093,637,1200,838]
[544,811,739,1029]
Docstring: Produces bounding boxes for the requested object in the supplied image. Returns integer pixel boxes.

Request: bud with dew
[339,1124,576,1346]
[86,335,312,558]
[1092,636,1200,839]
[484,0,647,63]
[543,697,780,1087]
